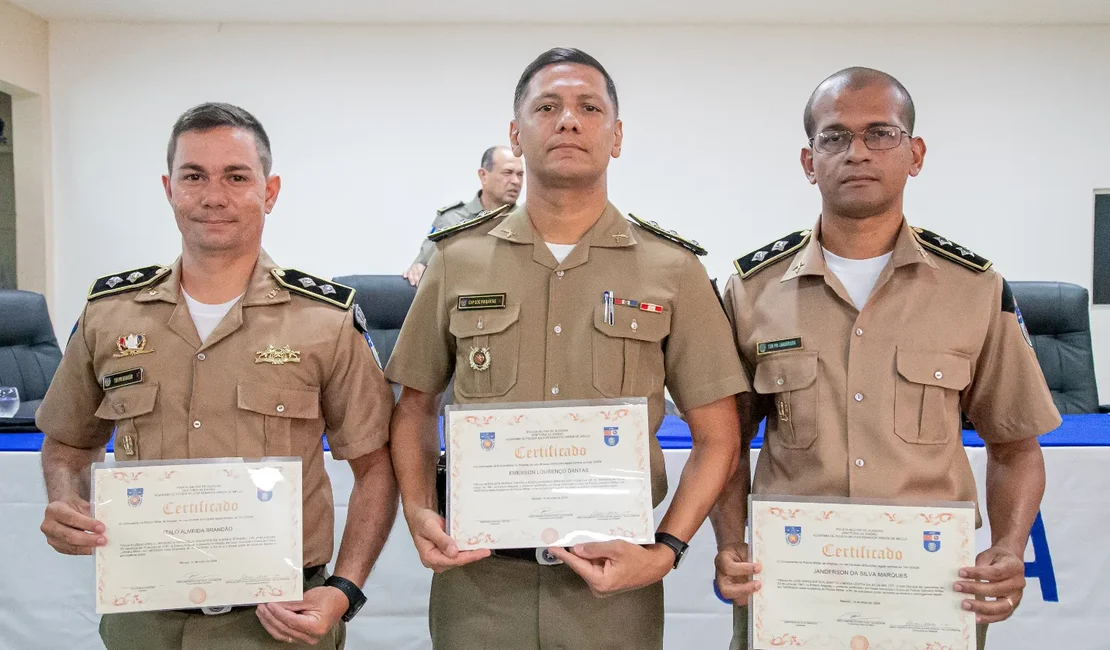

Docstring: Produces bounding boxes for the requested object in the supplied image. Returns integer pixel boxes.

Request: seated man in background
[402,145,523,286]
[36,102,397,649]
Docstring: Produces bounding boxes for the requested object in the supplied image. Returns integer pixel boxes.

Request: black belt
[180,565,326,615]
[492,548,564,565]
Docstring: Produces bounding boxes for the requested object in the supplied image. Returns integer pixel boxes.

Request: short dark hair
[480,146,503,171]
[167,102,273,176]
[513,47,619,117]
[803,67,916,138]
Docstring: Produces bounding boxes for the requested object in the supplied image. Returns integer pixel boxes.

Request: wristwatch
[324,575,367,622]
[655,532,689,569]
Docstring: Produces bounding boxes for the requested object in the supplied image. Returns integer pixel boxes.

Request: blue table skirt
[2,414,1107,453]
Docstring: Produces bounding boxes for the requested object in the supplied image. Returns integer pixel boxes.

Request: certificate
[446,399,654,550]
[750,496,977,650]
[92,458,303,613]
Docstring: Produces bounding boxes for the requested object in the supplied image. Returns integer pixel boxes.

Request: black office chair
[1009,281,1107,414]
[333,275,417,400]
[0,290,63,424]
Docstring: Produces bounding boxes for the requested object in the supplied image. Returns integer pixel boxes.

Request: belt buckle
[201,606,233,616]
[536,548,563,566]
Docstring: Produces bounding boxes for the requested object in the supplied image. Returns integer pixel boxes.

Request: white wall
[48,22,1110,400]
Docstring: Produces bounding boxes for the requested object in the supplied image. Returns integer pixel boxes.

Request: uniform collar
[488,202,638,270]
[133,249,290,306]
[464,191,486,215]
[780,216,937,282]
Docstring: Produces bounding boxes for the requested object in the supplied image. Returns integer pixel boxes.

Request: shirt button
[197,353,206,361]
[554,325,562,334]
[630,321,638,331]
[114,404,126,414]
[934,371,943,380]
[556,270,565,278]
[854,393,864,402]
[855,458,865,468]
[855,328,863,336]
[551,385,559,395]
[276,404,285,413]
[776,378,785,386]
[193,420,201,429]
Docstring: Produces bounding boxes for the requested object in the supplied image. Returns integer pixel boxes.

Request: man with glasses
[709,67,1059,649]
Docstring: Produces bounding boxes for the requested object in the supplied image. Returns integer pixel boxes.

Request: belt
[181,565,326,615]
[492,548,564,566]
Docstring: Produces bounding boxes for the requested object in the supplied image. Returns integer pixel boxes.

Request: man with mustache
[37,102,397,649]
[387,48,747,649]
[710,67,1060,649]
[403,145,524,286]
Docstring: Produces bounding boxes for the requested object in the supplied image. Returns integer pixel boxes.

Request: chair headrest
[332,275,417,330]
[0,290,59,347]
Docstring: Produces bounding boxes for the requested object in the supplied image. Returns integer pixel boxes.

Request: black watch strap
[655,532,689,569]
[324,575,367,622]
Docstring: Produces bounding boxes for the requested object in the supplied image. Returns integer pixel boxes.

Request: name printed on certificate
[750,497,977,650]
[92,459,303,614]
[446,399,654,551]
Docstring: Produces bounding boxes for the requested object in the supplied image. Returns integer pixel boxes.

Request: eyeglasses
[809,126,909,154]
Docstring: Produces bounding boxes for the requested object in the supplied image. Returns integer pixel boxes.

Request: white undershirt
[182,288,243,343]
[546,242,577,264]
[821,247,893,310]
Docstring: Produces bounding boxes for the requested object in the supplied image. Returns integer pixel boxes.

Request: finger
[268,601,326,637]
[47,502,104,534]
[953,577,1024,598]
[716,558,762,577]
[571,541,626,560]
[718,579,762,600]
[420,517,459,557]
[41,520,104,553]
[962,597,1017,624]
[257,604,317,645]
[548,546,603,582]
[418,545,490,572]
[959,562,1021,582]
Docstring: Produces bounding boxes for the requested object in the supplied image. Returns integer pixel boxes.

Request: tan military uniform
[37,250,393,650]
[722,218,1061,650]
[412,192,487,266]
[386,202,749,650]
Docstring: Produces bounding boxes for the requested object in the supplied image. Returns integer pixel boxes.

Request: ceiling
[11,0,1110,25]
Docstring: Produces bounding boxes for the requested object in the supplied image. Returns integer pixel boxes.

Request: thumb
[422,515,458,557]
[573,541,623,560]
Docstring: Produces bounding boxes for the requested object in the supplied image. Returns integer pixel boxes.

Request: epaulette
[427,204,511,242]
[733,230,811,279]
[626,214,707,256]
[88,265,170,301]
[912,227,992,273]
[271,269,355,309]
[436,200,465,216]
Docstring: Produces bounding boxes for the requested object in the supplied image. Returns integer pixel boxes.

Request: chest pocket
[592,305,670,398]
[95,384,160,460]
[894,349,971,445]
[753,353,818,450]
[449,305,521,399]
[236,381,320,457]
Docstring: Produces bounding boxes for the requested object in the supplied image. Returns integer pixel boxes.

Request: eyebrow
[819,121,899,132]
[178,163,255,174]
[533,91,604,104]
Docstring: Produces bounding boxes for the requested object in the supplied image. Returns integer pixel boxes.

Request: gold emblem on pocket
[777,396,791,422]
[113,333,153,358]
[468,347,491,372]
[255,345,302,365]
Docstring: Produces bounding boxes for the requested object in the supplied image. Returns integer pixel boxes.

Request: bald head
[803,67,915,138]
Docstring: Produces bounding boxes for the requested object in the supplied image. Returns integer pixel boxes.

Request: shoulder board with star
[436,200,465,216]
[271,269,355,309]
[427,204,511,242]
[626,213,707,256]
[87,265,171,301]
[733,230,811,279]
[912,227,992,272]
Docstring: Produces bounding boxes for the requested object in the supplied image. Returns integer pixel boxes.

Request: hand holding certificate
[92,458,303,613]
[445,399,654,550]
[749,496,978,650]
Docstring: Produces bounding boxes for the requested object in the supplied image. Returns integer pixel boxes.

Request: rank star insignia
[751,251,768,262]
[957,246,974,257]
[935,236,953,247]
[126,271,145,283]
[468,347,491,372]
[298,277,317,288]
[255,344,302,365]
[113,333,153,357]
[105,276,124,288]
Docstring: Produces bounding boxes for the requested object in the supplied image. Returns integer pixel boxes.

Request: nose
[555,107,582,133]
[843,134,872,164]
[200,182,229,209]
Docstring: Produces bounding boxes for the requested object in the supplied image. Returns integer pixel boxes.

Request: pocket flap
[95,384,159,420]
[449,304,521,337]
[753,353,818,394]
[896,349,971,390]
[592,305,670,342]
[237,381,320,419]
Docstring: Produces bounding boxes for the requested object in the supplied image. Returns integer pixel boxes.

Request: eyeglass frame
[807,126,911,154]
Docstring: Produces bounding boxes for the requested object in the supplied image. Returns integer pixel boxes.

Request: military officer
[37,102,397,649]
[710,67,1061,650]
[386,48,748,649]
[402,145,524,286]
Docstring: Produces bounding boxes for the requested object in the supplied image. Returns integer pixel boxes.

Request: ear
[611,119,623,159]
[162,175,173,202]
[477,167,489,184]
[264,175,282,214]
[509,120,523,158]
[908,136,926,178]
[800,147,817,185]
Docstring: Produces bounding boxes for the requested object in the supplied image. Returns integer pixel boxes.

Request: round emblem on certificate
[468,347,491,372]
